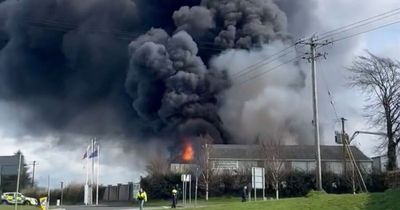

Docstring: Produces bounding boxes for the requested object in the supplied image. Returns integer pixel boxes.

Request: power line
[332,19,400,43]
[318,11,400,41]
[231,44,297,79]
[234,55,302,87]
[319,63,340,122]
[231,8,400,86]
[317,8,400,40]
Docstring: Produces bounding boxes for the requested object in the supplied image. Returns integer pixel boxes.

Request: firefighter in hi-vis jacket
[136,188,148,210]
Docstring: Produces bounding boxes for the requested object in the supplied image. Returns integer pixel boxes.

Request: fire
[182,142,194,162]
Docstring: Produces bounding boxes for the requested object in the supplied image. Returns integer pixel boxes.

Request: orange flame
[182,142,194,162]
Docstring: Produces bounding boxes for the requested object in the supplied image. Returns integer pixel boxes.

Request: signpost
[251,167,265,201]
[181,174,191,207]
[195,168,201,207]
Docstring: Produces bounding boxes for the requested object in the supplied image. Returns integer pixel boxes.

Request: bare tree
[347,51,400,171]
[145,149,170,176]
[196,134,214,201]
[260,139,285,200]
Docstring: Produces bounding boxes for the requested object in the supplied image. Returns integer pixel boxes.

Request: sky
[0,0,399,188]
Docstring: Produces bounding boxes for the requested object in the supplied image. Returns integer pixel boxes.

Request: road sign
[251,167,265,201]
[251,167,265,189]
[181,174,192,206]
[181,174,191,182]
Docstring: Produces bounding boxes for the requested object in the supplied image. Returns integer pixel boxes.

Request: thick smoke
[211,43,313,144]
[0,0,316,146]
[0,0,143,139]
[126,29,229,142]
[173,6,215,37]
[203,0,290,49]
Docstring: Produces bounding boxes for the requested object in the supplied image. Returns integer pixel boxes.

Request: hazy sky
[0,0,399,188]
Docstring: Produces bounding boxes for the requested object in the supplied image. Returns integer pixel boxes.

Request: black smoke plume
[0,0,301,144]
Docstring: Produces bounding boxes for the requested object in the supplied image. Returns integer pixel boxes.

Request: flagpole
[96,142,100,206]
[91,138,95,205]
[85,145,89,186]
[85,142,91,205]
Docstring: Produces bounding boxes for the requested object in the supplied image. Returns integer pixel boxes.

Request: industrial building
[171,144,372,175]
[0,154,19,193]
[372,154,400,173]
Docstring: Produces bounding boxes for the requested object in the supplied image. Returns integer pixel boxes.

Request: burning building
[170,144,372,175]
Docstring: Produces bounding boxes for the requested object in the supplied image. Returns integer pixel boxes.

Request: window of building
[360,162,372,174]
[307,161,316,171]
[213,160,239,170]
[291,161,316,172]
[292,161,307,171]
[326,161,343,174]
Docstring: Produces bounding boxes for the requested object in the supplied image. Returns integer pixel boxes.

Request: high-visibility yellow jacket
[172,189,178,195]
[136,191,147,202]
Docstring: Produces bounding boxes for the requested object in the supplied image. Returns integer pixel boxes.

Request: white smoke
[211,41,314,144]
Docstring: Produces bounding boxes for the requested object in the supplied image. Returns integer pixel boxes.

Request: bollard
[39,197,48,210]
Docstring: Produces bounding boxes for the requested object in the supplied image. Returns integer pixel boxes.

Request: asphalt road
[54,205,169,210]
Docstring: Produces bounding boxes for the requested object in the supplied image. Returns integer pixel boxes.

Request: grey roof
[209,144,371,161]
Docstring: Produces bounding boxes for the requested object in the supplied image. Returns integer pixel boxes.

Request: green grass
[183,190,400,210]
[0,205,38,210]
[3,191,398,210]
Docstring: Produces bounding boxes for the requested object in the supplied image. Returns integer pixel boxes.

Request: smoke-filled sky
[0,0,399,187]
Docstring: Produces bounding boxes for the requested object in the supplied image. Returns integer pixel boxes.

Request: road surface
[53,206,170,210]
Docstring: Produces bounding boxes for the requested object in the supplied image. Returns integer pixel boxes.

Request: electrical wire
[231,44,297,79]
[232,17,400,87]
[319,63,341,123]
[317,8,400,40]
[234,55,303,87]
[332,19,400,43]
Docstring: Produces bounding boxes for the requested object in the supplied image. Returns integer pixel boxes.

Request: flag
[89,148,98,158]
[82,145,91,159]
[82,151,88,160]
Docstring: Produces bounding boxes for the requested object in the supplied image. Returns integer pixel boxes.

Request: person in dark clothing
[241,186,248,202]
[171,187,178,208]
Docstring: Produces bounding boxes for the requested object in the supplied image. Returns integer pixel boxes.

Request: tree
[196,134,214,201]
[14,151,32,190]
[347,51,400,171]
[145,149,170,176]
[260,139,285,200]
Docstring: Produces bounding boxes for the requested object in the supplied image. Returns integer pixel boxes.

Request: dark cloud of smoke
[173,6,215,37]
[126,29,230,142]
[202,0,290,49]
[0,0,315,145]
[0,0,143,138]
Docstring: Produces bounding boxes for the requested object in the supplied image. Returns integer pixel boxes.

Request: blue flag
[89,149,98,158]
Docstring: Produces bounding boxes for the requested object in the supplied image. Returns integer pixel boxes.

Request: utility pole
[31,161,38,188]
[341,118,355,194]
[46,175,50,210]
[341,118,347,176]
[297,36,331,191]
[60,181,64,206]
[14,152,22,210]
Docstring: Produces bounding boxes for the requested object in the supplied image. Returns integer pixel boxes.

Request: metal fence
[102,182,140,201]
